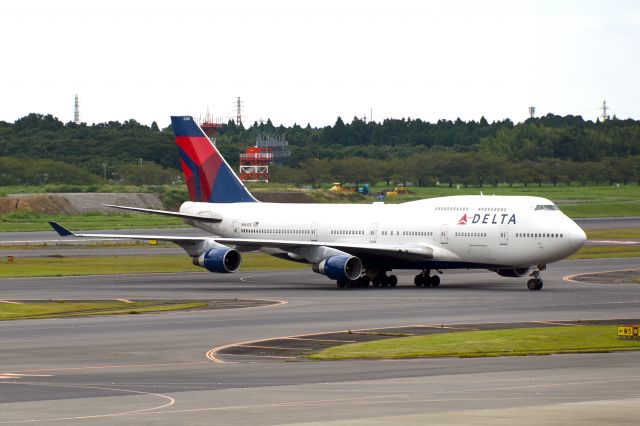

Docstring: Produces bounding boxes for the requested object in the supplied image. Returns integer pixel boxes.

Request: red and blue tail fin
[171,116,257,203]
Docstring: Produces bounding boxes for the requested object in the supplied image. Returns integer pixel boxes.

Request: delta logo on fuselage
[458,212,516,225]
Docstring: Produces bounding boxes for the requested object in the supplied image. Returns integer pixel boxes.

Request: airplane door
[440,224,449,244]
[233,221,240,235]
[311,222,318,241]
[499,225,508,245]
[370,223,378,243]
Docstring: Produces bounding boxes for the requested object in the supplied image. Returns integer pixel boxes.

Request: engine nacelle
[495,267,532,278]
[312,255,363,281]
[195,247,242,273]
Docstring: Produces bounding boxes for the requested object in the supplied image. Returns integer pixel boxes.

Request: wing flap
[215,238,434,259]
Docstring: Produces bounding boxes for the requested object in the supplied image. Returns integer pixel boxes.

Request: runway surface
[1,257,640,424]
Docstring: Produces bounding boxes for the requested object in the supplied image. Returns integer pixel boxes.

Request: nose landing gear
[527,265,546,291]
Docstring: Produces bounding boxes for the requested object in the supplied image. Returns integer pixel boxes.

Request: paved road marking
[564,268,640,283]
[0,361,208,375]
[238,344,314,351]
[0,373,53,380]
[589,239,640,245]
[0,382,175,423]
[282,337,358,343]
[531,321,583,326]
[220,353,296,360]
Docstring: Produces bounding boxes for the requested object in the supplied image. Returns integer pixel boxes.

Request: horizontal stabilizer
[48,221,76,237]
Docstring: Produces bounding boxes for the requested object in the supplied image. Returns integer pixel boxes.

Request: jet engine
[195,247,242,273]
[495,267,532,278]
[312,255,363,281]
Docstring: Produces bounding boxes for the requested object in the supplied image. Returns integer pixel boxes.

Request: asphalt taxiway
[1,257,640,424]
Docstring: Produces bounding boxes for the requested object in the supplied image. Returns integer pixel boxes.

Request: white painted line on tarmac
[564,268,640,283]
[0,382,175,423]
[0,373,53,379]
[238,344,314,351]
[282,336,358,343]
[531,321,583,326]
[590,240,640,245]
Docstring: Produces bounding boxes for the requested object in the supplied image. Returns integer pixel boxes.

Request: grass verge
[309,325,640,360]
[386,185,640,217]
[0,253,308,278]
[0,300,207,320]
[586,228,640,240]
[570,245,640,259]
[0,212,183,232]
[0,241,175,251]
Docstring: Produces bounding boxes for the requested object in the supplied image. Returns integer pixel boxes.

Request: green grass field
[309,325,640,360]
[586,228,640,239]
[0,241,175,251]
[1,185,639,233]
[0,252,308,278]
[570,245,640,259]
[0,300,207,320]
[386,185,640,217]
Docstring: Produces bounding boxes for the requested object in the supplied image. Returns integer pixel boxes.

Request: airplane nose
[570,226,587,250]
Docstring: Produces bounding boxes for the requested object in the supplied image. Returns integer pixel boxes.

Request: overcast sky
[1,0,638,128]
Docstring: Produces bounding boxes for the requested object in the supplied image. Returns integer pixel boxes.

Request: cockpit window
[535,204,559,211]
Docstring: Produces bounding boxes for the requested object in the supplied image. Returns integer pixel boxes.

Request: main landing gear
[372,273,397,287]
[414,270,440,288]
[526,265,546,291]
[336,275,372,288]
[336,270,397,288]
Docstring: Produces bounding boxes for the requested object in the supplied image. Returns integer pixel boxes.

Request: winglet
[48,221,76,237]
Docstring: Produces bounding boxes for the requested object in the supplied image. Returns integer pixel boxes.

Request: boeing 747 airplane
[50,116,587,290]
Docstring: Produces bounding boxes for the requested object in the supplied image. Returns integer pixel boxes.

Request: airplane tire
[358,276,371,288]
[527,279,543,291]
[414,275,423,287]
[431,275,440,287]
[388,275,398,287]
[337,278,347,288]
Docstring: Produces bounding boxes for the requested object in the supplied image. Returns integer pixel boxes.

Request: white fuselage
[180,195,586,269]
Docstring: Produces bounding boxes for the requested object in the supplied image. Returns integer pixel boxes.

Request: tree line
[270,154,640,188]
[0,112,639,187]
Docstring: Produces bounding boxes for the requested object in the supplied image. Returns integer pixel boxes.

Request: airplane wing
[49,221,434,263]
[48,221,210,241]
[93,204,435,261]
[48,221,216,257]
